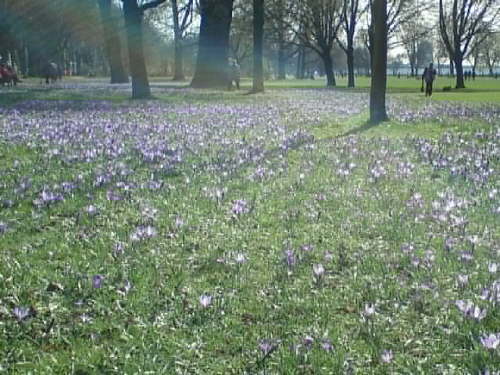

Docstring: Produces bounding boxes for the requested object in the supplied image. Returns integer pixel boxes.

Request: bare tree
[171,0,194,80]
[370,0,388,124]
[398,15,431,76]
[230,1,253,64]
[416,39,433,72]
[292,0,343,87]
[252,0,265,92]
[265,0,297,79]
[366,0,426,69]
[337,0,365,87]
[467,36,484,75]
[439,0,499,88]
[482,32,500,75]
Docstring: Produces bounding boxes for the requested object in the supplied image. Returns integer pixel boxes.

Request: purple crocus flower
[303,335,314,350]
[381,349,394,363]
[231,199,249,215]
[12,306,31,321]
[113,242,125,256]
[106,189,123,201]
[84,205,98,215]
[234,253,247,264]
[324,251,333,262]
[92,275,104,289]
[199,294,212,308]
[259,339,278,356]
[488,263,498,274]
[0,221,8,234]
[130,225,157,241]
[363,303,376,317]
[301,244,313,252]
[284,249,296,267]
[320,339,334,352]
[313,263,325,277]
[175,216,185,228]
[479,333,500,350]
[457,274,469,286]
[455,300,487,321]
[80,313,92,324]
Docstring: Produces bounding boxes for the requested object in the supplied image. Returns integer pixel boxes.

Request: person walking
[422,63,437,97]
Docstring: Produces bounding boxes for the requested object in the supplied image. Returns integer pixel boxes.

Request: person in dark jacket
[422,63,437,97]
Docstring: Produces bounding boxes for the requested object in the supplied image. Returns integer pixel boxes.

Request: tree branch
[140,0,167,11]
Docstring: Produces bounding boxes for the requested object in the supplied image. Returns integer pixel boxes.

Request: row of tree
[1,0,498,91]
[0,0,498,122]
[0,0,170,78]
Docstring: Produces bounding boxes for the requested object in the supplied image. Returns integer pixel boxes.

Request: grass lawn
[268,76,500,103]
[0,79,499,374]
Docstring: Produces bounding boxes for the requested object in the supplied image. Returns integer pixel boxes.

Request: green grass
[2,75,500,107]
[0,83,499,374]
[264,76,500,103]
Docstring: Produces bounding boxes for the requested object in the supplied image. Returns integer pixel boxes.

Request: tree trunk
[449,57,454,76]
[171,0,185,81]
[369,0,388,124]
[454,54,465,89]
[296,46,304,79]
[191,0,234,89]
[346,42,355,87]
[277,40,286,79]
[252,0,264,93]
[322,52,336,87]
[98,0,129,83]
[173,36,185,80]
[123,0,151,99]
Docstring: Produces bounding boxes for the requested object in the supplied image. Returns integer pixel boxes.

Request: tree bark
[98,0,129,83]
[409,52,416,76]
[173,36,185,80]
[296,47,303,79]
[191,0,234,89]
[322,53,336,87]
[341,0,358,88]
[369,0,388,124]
[171,0,185,81]
[252,0,264,93]
[123,0,151,98]
[454,54,465,88]
[346,42,355,88]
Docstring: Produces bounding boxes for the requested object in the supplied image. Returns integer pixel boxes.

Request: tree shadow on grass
[338,118,388,137]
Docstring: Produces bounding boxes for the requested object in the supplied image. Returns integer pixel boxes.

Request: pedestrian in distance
[421,63,437,97]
